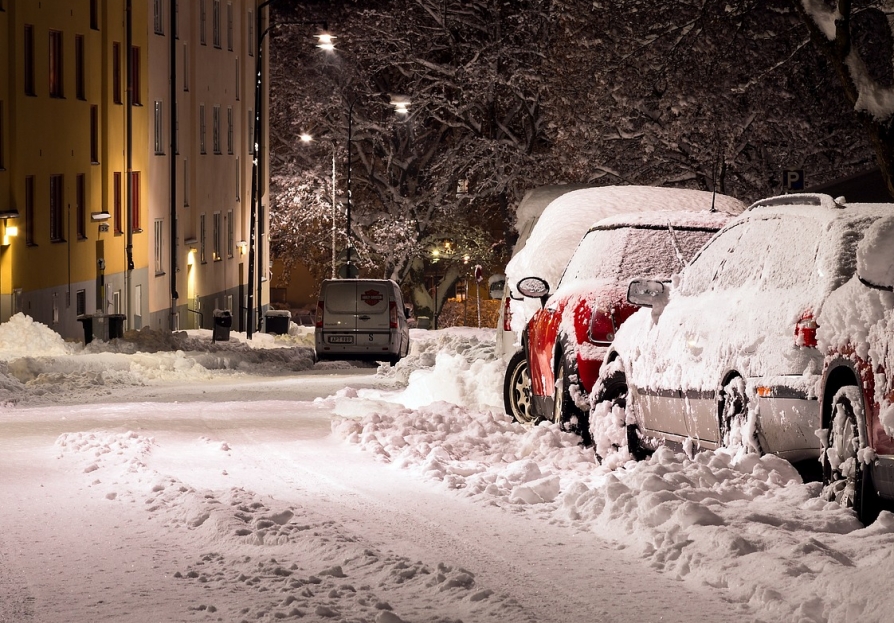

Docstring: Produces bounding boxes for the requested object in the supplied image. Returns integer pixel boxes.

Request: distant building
[0,0,270,340]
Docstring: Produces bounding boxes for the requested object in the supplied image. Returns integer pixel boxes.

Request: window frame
[213,0,221,49]
[130,46,142,106]
[112,42,122,104]
[154,101,165,155]
[90,105,99,164]
[49,30,64,98]
[75,35,86,100]
[50,174,65,243]
[24,25,35,96]
[131,171,142,232]
[76,174,87,239]
[154,218,165,275]
[113,172,123,234]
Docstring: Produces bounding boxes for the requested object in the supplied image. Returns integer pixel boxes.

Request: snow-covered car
[501,186,746,424]
[595,193,894,523]
[517,210,734,440]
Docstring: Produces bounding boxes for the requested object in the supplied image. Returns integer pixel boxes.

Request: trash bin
[265,309,291,335]
[77,313,127,344]
[416,316,431,330]
[212,309,233,342]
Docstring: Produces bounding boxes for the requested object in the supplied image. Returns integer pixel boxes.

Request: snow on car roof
[506,186,745,293]
[588,209,734,231]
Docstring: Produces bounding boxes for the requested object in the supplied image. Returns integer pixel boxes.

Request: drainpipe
[170,0,179,327]
[125,0,135,325]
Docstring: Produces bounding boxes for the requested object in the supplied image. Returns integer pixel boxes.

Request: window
[235,58,239,100]
[112,42,122,104]
[227,2,233,51]
[227,106,233,154]
[200,213,207,263]
[90,105,99,163]
[0,101,5,170]
[154,219,165,274]
[75,35,85,100]
[248,109,254,154]
[49,31,64,98]
[90,0,99,30]
[24,25,35,96]
[248,10,253,56]
[199,104,206,154]
[235,156,240,198]
[76,290,86,316]
[25,176,35,245]
[130,46,142,105]
[227,210,234,258]
[213,212,221,260]
[174,0,179,38]
[113,172,123,234]
[154,0,164,35]
[131,171,141,232]
[200,0,207,45]
[213,1,221,48]
[154,101,164,154]
[50,175,64,242]
[76,174,86,239]
[183,43,189,91]
[183,158,189,206]
[213,105,220,154]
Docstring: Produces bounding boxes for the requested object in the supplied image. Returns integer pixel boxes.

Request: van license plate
[328,336,354,344]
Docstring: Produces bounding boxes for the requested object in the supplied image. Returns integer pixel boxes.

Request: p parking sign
[783,170,805,191]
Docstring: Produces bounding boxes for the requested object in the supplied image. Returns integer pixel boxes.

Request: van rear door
[321,280,359,331]
[356,283,391,330]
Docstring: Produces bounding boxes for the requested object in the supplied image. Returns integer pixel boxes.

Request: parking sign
[783,170,805,191]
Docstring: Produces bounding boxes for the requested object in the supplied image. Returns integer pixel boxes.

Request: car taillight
[502,296,513,332]
[794,311,818,348]
[315,300,324,329]
[389,301,398,329]
[588,308,616,345]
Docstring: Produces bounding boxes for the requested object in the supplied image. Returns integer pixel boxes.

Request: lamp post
[248,2,328,338]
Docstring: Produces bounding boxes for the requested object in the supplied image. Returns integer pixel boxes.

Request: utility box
[77,313,126,344]
[265,309,291,335]
[212,309,233,342]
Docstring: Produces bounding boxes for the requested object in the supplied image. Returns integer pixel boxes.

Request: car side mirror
[516,276,551,307]
[627,278,668,308]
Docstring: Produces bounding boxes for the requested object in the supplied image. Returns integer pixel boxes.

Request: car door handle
[359,315,371,321]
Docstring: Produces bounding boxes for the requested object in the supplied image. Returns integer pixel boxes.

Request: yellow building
[0,0,269,340]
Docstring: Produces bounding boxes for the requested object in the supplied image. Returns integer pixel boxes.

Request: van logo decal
[361,289,384,306]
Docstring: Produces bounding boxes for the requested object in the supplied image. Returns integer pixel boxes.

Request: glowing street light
[314,33,336,51]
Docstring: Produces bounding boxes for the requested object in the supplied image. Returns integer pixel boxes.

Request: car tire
[822,386,879,525]
[596,368,648,461]
[504,351,537,424]
[719,376,761,453]
[553,358,591,445]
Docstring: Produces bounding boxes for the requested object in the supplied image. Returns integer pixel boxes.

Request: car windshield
[560,225,717,287]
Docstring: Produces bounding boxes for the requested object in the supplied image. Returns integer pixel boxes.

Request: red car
[517,210,734,441]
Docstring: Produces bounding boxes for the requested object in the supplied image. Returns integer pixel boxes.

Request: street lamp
[248,2,328,338]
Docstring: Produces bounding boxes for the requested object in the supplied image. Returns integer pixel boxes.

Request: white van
[314,279,410,364]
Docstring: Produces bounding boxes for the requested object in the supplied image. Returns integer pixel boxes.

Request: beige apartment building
[0,0,269,340]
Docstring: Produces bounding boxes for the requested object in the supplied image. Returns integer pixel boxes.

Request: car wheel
[597,368,648,461]
[553,358,591,445]
[718,376,760,453]
[822,386,878,524]
[504,351,537,424]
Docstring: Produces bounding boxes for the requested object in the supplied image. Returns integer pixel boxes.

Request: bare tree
[793,0,894,198]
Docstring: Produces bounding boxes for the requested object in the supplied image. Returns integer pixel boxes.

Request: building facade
[0,0,270,340]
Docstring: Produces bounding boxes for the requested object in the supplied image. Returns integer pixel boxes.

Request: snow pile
[374,328,504,410]
[0,313,74,359]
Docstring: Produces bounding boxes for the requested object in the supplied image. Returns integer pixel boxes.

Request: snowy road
[0,370,751,623]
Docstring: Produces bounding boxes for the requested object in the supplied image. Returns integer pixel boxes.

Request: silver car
[596,193,894,524]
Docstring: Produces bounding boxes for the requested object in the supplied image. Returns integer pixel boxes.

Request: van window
[324,282,358,313]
